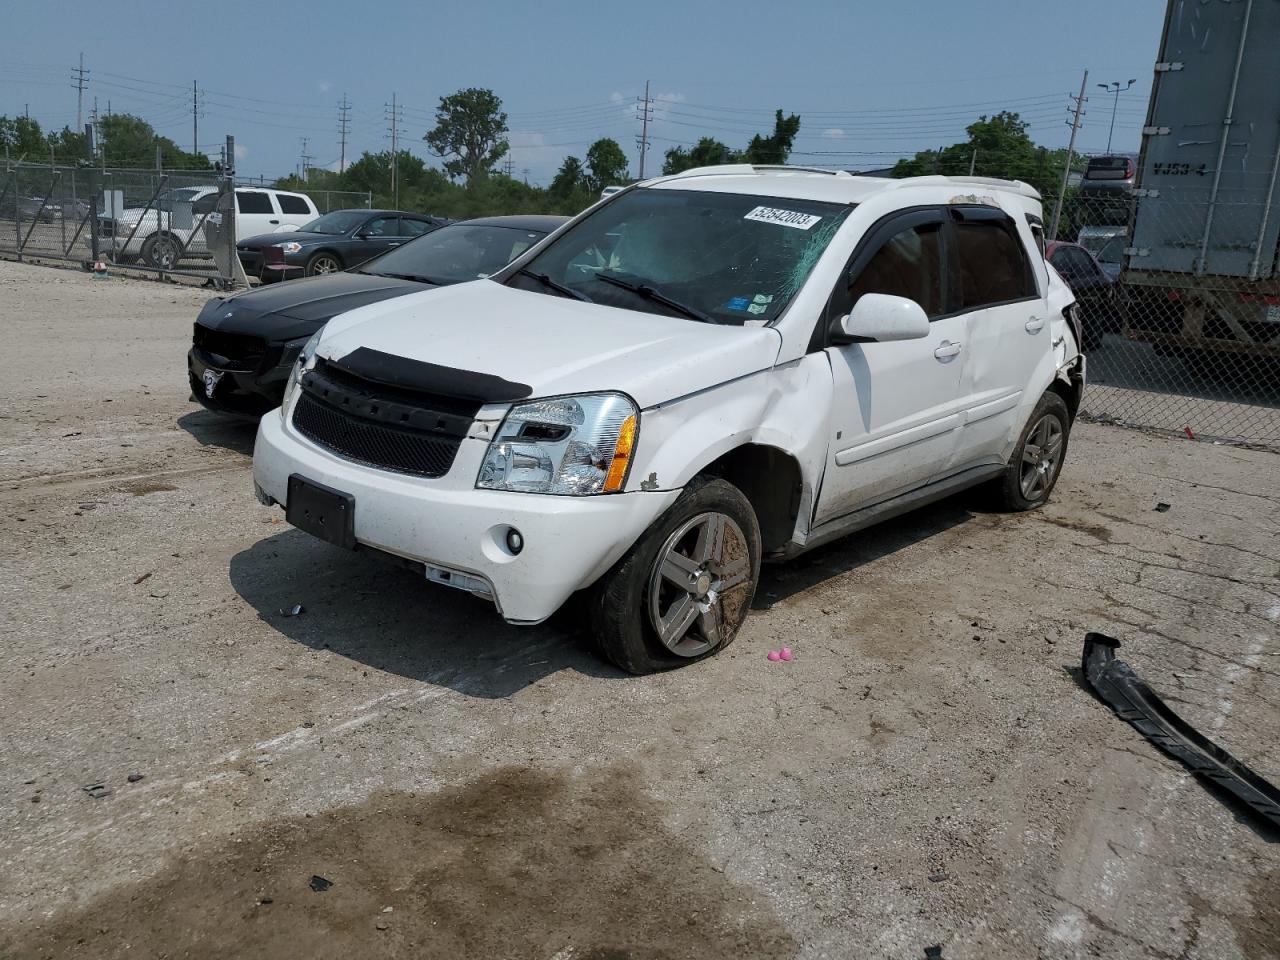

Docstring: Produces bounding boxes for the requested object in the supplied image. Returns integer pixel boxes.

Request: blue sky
[3,0,1165,184]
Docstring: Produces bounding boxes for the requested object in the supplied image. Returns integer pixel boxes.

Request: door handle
[934,340,963,361]
[269,219,279,225]
[1025,317,1046,334]
[388,242,402,246]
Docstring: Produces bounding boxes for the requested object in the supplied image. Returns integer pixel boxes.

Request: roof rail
[659,163,852,182]
[890,174,1041,200]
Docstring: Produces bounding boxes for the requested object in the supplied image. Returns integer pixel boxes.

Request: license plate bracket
[286,474,355,549]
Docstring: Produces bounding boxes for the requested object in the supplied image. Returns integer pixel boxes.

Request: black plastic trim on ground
[1082,632,1280,830]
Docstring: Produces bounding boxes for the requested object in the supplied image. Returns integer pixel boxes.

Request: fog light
[506,528,524,555]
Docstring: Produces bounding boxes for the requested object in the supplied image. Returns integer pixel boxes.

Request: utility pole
[192,80,200,155]
[502,157,514,177]
[72,53,89,131]
[635,80,654,179]
[385,93,402,208]
[338,94,351,173]
[300,137,313,181]
[1098,78,1137,154]
[1049,69,1088,242]
[969,149,977,175]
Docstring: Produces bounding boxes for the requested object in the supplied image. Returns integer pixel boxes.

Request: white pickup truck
[253,165,1084,673]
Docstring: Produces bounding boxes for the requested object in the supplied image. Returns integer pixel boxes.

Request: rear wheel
[140,232,182,269]
[990,391,1071,511]
[305,251,342,276]
[585,477,760,674]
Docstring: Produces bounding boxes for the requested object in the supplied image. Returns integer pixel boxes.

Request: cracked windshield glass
[509,188,852,324]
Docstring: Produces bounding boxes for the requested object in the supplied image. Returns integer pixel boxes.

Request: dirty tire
[991,391,1071,511]
[585,476,761,675]
[305,251,343,276]
[140,232,181,270]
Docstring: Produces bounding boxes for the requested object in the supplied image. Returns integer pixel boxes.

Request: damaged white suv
[253,165,1083,673]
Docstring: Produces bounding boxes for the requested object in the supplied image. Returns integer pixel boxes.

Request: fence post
[86,124,99,265]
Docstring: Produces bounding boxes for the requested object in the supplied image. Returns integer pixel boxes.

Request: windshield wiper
[516,267,592,302]
[593,272,714,325]
[367,271,443,285]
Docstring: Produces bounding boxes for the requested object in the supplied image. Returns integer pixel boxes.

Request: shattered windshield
[507,187,852,325]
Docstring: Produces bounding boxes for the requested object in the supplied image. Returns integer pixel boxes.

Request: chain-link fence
[1044,189,1280,450]
[306,190,373,213]
[0,162,239,286]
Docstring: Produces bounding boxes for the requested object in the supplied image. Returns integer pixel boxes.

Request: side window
[192,193,218,215]
[401,218,433,237]
[277,194,311,215]
[235,191,274,214]
[953,217,1036,310]
[363,216,396,236]
[847,221,945,318]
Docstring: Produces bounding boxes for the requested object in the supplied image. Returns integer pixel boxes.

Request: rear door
[275,192,314,230]
[813,208,968,524]
[234,190,280,240]
[946,205,1047,470]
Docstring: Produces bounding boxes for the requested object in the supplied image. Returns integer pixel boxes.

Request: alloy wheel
[647,511,753,658]
[1019,414,1064,500]
[312,256,340,274]
[151,235,179,269]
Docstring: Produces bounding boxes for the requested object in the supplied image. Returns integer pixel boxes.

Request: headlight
[281,330,323,413]
[279,241,303,254]
[477,393,638,495]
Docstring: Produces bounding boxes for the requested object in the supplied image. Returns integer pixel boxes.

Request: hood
[197,272,427,342]
[318,279,782,409]
[239,230,330,249]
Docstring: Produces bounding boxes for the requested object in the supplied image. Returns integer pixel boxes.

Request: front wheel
[305,251,342,276]
[990,391,1071,511]
[585,477,761,674]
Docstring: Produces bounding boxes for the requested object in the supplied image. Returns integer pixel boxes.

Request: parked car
[189,215,567,417]
[94,186,317,268]
[252,166,1084,674]
[1046,240,1116,349]
[237,209,447,281]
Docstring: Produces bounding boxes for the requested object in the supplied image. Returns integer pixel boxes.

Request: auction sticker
[744,206,822,230]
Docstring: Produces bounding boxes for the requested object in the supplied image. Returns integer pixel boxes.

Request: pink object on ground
[780,648,793,661]
[767,651,781,662]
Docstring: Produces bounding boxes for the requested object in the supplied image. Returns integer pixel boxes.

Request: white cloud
[233,143,248,160]
[318,80,332,93]
[821,128,845,139]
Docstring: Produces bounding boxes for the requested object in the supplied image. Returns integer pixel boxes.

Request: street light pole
[1098,79,1137,153]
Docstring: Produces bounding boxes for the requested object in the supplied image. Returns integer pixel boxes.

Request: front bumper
[188,346,295,418]
[253,410,679,623]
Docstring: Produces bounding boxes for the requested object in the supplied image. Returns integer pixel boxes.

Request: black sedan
[1046,240,1117,351]
[190,214,568,416]
[237,209,447,281]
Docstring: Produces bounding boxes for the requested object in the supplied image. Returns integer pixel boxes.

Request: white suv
[96,186,317,268]
[253,165,1084,673]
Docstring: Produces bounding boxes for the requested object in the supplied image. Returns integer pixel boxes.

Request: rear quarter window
[277,194,311,215]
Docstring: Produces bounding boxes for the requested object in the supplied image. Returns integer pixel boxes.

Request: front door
[814,209,968,525]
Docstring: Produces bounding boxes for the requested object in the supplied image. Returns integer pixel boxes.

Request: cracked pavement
[1,259,1277,959]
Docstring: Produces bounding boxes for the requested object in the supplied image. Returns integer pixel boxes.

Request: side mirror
[835,293,930,343]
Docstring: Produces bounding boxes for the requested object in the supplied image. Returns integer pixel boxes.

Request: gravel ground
[1,258,1277,960]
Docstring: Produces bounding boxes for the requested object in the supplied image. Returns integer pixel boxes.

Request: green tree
[584,138,628,191]
[0,116,49,161]
[742,110,801,165]
[96,113,211,169]
[424,88,509,182]
[891,111,1075,199]
[662,136,733,175]
[549,156,586,196]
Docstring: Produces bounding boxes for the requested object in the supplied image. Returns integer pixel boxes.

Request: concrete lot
[1,258,1277,960]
